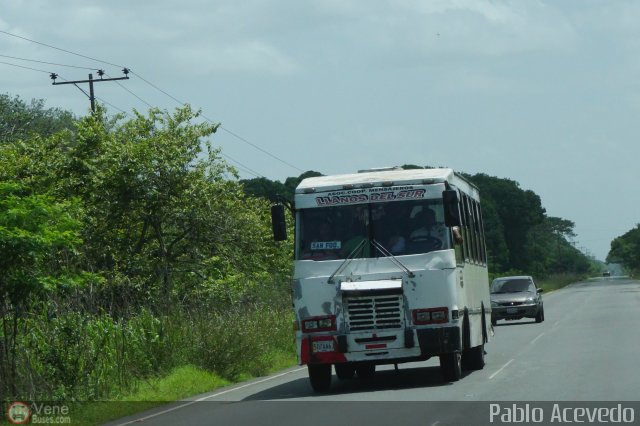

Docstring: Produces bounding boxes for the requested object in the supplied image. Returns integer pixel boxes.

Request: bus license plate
[312,340,334,353]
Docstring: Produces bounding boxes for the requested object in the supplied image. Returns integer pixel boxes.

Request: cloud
[312,0,577,61]
[170,40,300,76]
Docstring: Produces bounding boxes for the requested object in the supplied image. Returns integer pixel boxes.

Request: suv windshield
[296,199,451,260]
[491,279,535,293]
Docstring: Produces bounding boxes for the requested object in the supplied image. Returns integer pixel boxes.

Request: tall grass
[536,273,588,292]
[1,297,295,405]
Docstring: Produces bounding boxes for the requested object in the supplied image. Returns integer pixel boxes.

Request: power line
[0,53,96,70]
[95,96,130,116]
[107,74,154,109]
[98,74,263,177]
[219,127,304,173]
[0,61,78,85]
[0,59,51,74]
[99,73,263,176]
[0,29,125,69]
[129,70,185,106]
[1,29,305,176]
[220,153,264,178]
[51,71,130,113]
[1,37,263,177]
[0,59,129,117]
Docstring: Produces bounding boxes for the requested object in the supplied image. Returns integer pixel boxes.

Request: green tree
[241,177,289,204]
[607,225,640,273]
[0,99,295,402]
[468,173,546,272]
[63,106,292,312]
[480,197,510,271]
[0,93,75,144]
[524,216,589,276]
[241,170,323,214]
[0,182,82,398]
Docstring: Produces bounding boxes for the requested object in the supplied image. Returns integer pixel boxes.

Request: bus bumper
[300,326,461,365]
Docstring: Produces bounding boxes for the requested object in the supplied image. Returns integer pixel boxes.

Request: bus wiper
[371,239,415,278]
[327,238,367,284]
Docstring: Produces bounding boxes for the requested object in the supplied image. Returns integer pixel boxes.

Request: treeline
[607,225,640,275]
[242,166,597,278]
[0,94,294,404]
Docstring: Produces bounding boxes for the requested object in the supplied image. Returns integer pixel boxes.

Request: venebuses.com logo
[5,401,71,424]
[6,402,31,425]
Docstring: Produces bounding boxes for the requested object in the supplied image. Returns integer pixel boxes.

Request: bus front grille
[345,295,403,332]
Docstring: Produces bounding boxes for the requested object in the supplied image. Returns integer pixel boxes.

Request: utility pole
[50,68,130,113]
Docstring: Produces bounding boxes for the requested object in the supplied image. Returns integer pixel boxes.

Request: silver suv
[490,275,544,325]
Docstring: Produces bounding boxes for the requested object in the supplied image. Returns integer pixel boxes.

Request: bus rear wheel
[308,364,332,392]
[464,344,485,370]
[440,352,462,382]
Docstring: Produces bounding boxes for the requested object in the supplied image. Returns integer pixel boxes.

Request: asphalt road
[106,277,640,426]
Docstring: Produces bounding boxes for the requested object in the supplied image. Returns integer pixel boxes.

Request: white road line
[489,359,514,380]
[112,367,307,426]
[111,400,202,426]
[200,367,307,399]
[529,332,545,346]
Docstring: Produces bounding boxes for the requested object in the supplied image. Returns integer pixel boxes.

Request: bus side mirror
[443,189,461,227]
[271,204,287,241]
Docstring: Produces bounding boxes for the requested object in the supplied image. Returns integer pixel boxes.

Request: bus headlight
[301,315,336,333]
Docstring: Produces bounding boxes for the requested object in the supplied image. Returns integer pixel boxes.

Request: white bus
[271,167,492,392]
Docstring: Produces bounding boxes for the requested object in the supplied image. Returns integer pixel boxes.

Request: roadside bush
[191,303,293,380]
[3,293,293,403]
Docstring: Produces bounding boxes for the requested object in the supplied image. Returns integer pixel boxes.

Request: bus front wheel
[308,364,332,392]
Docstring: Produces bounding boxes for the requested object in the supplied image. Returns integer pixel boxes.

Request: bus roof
[296,168,478,196]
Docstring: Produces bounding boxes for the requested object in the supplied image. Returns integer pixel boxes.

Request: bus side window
[479,204,487,264]
[471,200,481,264]
[460,195,470,263]
[465,194,477,263]
[474,200,487,265]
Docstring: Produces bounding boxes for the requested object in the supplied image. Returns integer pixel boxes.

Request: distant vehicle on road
[602,271,611,277]
[490,275,544,326]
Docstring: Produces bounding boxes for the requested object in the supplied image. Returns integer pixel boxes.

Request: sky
[1,0,639,262]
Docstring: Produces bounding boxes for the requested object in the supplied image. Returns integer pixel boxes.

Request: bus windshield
[297,199,451,260]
